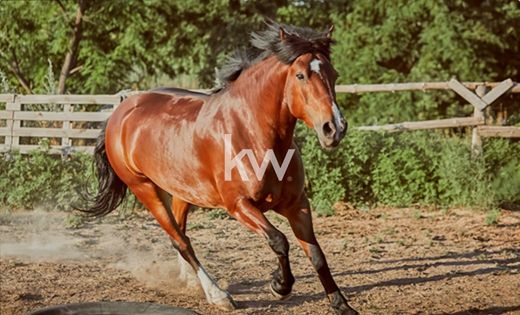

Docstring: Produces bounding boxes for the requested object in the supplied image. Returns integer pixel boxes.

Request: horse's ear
[279,27,287,41]
[326,25,334,39]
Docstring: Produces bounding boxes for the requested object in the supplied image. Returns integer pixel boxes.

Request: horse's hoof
[328,291,359,315]
[213,295,237,311]
[270,282,292,301]
[335,308,359,315]
[330,303,359,315]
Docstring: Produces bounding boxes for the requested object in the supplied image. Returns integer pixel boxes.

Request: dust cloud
[0,210,85,261]
[0,210,184,291]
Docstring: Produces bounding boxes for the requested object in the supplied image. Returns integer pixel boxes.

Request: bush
[0,141,138,213]
[371,132,442,206]
[336,131,383,207]
[1,131,519,215]
[296,128,520,212]
[0,144,94,210]
[297,124,345,216]
[435,138,490,207]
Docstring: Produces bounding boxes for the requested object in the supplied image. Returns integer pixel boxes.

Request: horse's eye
[296,73,305,80]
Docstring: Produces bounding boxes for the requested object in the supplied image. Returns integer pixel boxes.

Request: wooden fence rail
[343,78,520,155]
[0,79,518,155]
[0,94,121,154]
[335,80,520,94]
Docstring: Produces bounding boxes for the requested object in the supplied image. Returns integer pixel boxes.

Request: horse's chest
[247,176,286,211]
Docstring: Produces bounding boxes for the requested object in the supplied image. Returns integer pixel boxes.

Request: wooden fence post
[62,103,72,153]
[472,85,489,157]
[3,94,15,152]
[5,95,21,152]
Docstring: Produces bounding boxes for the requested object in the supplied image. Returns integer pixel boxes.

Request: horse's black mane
[213,21,333,92]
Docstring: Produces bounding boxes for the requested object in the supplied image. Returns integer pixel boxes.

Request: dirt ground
[1,206,519,315]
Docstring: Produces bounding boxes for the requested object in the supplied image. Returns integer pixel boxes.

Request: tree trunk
[58,0,86,94]
[4,49,33,93]
[9,61,32,93]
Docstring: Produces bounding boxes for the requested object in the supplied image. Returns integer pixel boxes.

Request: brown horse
[84,22,357,315]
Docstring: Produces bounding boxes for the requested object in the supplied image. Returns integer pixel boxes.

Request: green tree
[0,0,289,93]
[331,0,520,125]
[1,0,357,93]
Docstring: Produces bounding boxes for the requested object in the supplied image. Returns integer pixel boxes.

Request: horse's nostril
[322,121,336,137]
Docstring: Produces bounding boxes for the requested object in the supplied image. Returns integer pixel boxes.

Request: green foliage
[207,208,230,220]
[0,132,518,215]
[187,222,208,231]
[2,1,519,117]
[297,128,520,213]
[0,141,92,210]
[485,208,501,225]
[0,141,139,213]
[64,213,86,229]
[331,0,520,125]
[491,160,520,208]
[0,0,306,92]
[297,124,345,216]
[372,132,439,206]
[0,69,10,93]
[412,209,424,220]
[435,140,489,207]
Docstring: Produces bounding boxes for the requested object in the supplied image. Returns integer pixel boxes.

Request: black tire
[28,301,199,315]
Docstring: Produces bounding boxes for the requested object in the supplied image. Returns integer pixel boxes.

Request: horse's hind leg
[170,197,198,286]
[127,180,236,311]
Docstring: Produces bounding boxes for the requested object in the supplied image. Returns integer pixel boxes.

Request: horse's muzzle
[316,118,347,149]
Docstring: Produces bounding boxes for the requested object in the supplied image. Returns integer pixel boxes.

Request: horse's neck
[225,57,296,149]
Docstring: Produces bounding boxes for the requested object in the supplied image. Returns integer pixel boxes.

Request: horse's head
[281,27,347,149]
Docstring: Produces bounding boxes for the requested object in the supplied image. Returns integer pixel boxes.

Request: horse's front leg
[229,198,295,298]
[281,194,358,315]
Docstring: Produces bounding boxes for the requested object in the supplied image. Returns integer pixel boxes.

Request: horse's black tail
[76,124,128,217]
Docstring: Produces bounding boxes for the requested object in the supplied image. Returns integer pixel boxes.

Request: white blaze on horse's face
[309,57,347,147]
[332,101,346,133]
[310,59,322,74]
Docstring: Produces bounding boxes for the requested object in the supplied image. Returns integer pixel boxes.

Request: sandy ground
[1,206,519,315]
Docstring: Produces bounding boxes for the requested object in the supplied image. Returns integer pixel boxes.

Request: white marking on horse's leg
[197,266,231,304]
[177,252,187,279]
[310,58,322,74]
[177,253,199,287]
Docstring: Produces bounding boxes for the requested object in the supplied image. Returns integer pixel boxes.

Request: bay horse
[83,22,357,315]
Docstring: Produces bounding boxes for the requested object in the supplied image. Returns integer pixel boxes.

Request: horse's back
[114,90,205,123]
[151,87,210,98]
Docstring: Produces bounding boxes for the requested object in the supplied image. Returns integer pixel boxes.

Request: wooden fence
[342,78,520,155]
[0,78,519,155]
[0,94,121,154]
